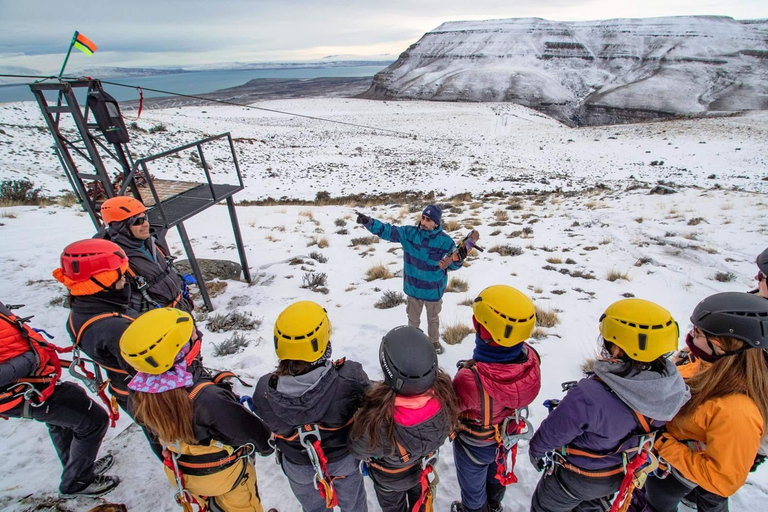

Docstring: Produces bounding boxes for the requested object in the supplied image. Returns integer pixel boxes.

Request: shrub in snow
[212,332,251,357]
[374,291,406,309]
[206,311,260,332]
[0,179,41,204]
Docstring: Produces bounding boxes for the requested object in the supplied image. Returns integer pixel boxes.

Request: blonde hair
[132,388,197,445]
[679,335,768,433]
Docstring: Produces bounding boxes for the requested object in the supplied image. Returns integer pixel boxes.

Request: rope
[98,79,413,137]
[0,73,454,143]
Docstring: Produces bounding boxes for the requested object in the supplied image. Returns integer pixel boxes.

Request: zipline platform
[144,183,241,226]
[29,79,252,310]
[131,179,199,207]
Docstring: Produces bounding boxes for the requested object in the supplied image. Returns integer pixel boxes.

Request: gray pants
[406,296,442,344]
[281,453,368,512]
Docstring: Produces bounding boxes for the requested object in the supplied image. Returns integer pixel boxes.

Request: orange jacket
[657,393,763,497]
[676,358,707,379]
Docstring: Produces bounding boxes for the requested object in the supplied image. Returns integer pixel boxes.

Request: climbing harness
[0,303,63,415]
[299,424,338,509]
[364,443,443,512]
[541,377,664,511]
[162,377,256,511]
[457,363,533,486]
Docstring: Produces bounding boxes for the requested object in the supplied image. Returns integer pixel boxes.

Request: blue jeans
[453,438,506,511]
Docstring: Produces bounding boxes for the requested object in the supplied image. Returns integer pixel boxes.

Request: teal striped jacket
[364,218,461,301]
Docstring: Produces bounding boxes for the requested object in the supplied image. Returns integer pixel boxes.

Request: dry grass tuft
[442,322,474,345]
[606,269,631,282]
[535,305,560,328]
[317,237,329,248]
[530,327,548,340]
[494,210,509,222]
[545,257,562,264]
[365,263,393,281]
[581,357,596,374]
[443,219,462,232]
[458,296,474,307]
[446,276,469,293]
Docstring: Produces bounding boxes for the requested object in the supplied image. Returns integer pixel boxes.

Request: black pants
[645,472,729,512]
[373,481,423,512]
[4,381,108,494]
[531,466,623,512]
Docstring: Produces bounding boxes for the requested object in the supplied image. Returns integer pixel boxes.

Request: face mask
[685,332,752,363]
[685,333,722,364]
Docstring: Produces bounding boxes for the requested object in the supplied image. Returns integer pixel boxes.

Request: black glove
[529,451,546,472]
[356,213,370,225]
[457,245,468,260]
[751,454,766,472]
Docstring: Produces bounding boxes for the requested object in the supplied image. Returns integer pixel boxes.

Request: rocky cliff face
[360,16,768,126]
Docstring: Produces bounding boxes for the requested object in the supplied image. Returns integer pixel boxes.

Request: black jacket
[105,222,192,313]
[67,291,139,403]
[348,398,451,490]
[252,360,370,464]
[190,365,273,455]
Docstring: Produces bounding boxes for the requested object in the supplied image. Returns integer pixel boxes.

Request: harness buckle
[421,449,439,470]
[500,408,534,449]
[298,425,325,479]
[16,382,45,407]
[68,349,99,394]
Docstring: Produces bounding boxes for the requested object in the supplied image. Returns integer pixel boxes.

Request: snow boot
[93,454,114,476]
[487,479,506,512]
[61,475,121,498]
[451,501,491,512]
[433,340,445,354]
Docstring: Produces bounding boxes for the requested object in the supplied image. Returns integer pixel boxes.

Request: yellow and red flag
[72,31,97,56]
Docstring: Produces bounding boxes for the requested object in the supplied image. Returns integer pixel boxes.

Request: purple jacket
[529,378,663,471]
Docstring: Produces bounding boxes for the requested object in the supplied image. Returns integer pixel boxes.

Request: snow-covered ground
[1,98,767,200]
[1,98,768,511]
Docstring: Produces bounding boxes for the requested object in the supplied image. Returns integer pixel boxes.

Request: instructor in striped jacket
[357,205,466,354]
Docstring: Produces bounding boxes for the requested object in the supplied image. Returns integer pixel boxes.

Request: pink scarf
[128,343,194,393]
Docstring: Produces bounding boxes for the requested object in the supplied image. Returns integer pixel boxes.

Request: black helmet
[379,326,437,396]
[757,248,768,276]
[691,292,768,348]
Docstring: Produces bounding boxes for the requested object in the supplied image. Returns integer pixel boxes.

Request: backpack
[0,301,62,413]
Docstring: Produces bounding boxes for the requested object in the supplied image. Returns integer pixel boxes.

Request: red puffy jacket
[453,343,541,425]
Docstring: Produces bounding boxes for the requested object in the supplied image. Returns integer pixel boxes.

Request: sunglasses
[131,216,148,226]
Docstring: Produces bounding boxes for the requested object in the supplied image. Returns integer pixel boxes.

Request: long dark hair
[274,359,317,377]
[350,369,459,454]
[602,340,668,378]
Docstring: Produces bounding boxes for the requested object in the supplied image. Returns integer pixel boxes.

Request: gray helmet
[757,248,768,276]
[691,292,768,348]
[379,326,437,395]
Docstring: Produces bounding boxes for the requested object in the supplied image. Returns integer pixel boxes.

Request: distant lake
[0,65,388,104]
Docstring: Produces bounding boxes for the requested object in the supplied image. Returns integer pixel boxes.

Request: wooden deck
[126,179,201,207]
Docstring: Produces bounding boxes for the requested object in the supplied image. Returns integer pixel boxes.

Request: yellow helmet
[599,299,679,362]
[120,308,195,374]
[472,285,536,347]
[274,301,331,361]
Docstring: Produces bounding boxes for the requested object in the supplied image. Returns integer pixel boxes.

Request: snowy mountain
[361,16,768,126]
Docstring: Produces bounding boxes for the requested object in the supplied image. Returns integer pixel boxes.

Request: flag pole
[58,31,78,80]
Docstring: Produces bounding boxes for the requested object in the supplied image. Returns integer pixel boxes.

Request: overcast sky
[1,0,766,74]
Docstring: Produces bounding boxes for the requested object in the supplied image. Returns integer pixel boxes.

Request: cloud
[1,0,765,73]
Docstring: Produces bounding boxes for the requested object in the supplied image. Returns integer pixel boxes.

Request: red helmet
[60,239,129,282]
[100,196,147,224]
